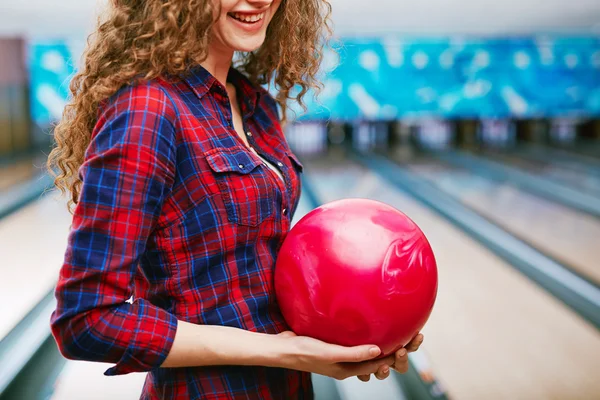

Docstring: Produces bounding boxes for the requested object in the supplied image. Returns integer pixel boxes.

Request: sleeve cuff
[104,301,178,376]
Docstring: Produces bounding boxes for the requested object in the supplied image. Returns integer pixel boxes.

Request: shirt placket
[243,124,291,225]
[216,84,291,225]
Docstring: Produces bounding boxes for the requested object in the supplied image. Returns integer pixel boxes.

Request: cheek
[217,0,237,10]
[272,0,283,16]
[214,0,235,22]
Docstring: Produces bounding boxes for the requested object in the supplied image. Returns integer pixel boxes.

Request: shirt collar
[182,64,261,116]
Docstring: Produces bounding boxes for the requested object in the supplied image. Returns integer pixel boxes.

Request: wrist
[249,332,298,369]
[203,326,296,369]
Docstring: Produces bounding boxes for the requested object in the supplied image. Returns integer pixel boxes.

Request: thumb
[326,344,381,363]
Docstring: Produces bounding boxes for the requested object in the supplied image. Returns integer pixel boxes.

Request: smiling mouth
[228,12,265,24]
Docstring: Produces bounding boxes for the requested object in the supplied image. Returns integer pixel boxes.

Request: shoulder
[258,86,278,112]
[256,86,282,123]
[91,80,180,154]
[98,79,178,126]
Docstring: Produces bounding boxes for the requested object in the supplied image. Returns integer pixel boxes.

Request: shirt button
[283,208,288,216]
[277,162,284,167]
[238,164,244,169]
[246,131,252,137]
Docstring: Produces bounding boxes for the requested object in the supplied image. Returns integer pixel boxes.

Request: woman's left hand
[357,333,424,382]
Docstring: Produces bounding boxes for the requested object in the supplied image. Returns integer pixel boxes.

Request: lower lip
[228,14,266,32]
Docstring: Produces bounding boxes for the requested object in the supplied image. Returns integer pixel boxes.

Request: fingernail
[369,347,380,357]
[383,366,390,374]
[398,349,407,357]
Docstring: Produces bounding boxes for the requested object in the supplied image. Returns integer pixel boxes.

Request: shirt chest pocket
[205,148,275,227]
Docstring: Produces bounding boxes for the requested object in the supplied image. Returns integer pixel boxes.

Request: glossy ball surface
[275,198,438,356]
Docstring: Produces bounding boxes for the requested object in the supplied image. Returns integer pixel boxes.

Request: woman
[48,0,424,399]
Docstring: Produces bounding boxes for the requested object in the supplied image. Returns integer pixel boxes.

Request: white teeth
[231,12,264,23]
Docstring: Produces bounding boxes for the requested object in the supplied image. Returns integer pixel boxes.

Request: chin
[231,37,266,53]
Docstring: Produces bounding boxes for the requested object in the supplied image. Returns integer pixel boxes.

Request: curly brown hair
[48,0,332,212]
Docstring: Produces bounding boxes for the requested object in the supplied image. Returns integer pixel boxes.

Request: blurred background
[1,0,600,399]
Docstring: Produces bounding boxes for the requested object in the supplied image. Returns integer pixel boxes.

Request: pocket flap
[205,148,261,174]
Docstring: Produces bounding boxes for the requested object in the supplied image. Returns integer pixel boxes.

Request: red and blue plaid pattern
[50,65,311,399]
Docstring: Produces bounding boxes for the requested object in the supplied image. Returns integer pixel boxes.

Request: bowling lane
[475,149,600,198]
[399,155,600,286]
[50,361,147,400]
[307,155,600,400]
[517,145,600,176]
[0,191,71,342]
[568,141,600,160]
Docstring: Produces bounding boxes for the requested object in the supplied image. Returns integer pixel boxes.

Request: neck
[201,43,235,86]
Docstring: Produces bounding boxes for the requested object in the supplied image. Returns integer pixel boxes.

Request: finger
[395,348,408,361]
[327,345,381,363]
[357,374,371,382]
[344,354,395,377]
[374,364,390,380]
[394,363,409,374]
[392,348,409,374]
[406,334,424,353]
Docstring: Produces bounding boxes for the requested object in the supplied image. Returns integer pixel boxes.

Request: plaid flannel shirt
[50,65,311,399]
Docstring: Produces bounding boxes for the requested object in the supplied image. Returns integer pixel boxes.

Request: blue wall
[290,36,600,121]
[29,41,81,125]
[29,36,600,125]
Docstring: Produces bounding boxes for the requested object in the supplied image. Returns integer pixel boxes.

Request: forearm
[160,321,403,381]
[160,320,290,369]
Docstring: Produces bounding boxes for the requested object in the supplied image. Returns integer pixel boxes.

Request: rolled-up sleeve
[50,82,179,376]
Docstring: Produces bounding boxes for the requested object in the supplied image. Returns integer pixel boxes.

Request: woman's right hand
[274,331,395,381]
[159,322,393,379]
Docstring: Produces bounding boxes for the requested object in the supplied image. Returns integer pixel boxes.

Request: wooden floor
[311,159,600,400]
[410,162,600,285]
